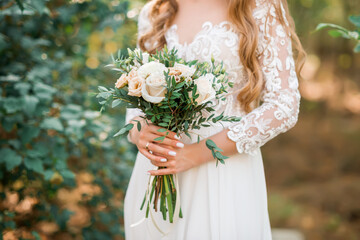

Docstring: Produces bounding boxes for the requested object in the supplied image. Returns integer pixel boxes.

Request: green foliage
[316,15,360,52]
[0,0,137,238]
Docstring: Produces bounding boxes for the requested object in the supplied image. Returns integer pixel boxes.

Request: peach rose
[115,74,128,89]
[127,69,144,97]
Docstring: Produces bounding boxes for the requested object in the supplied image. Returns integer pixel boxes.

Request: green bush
[0,0,137,238]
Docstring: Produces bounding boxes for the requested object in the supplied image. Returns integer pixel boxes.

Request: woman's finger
[150,159,171,168]
[145,141,178,158]
[148,126,181,140]
[139,148,168,164]
[149,134,184,149]
[148,167,177,176]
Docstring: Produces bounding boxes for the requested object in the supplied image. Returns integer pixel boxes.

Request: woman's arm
[149,2,301,175]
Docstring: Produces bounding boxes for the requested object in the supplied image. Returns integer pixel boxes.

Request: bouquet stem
[141,169,182,223]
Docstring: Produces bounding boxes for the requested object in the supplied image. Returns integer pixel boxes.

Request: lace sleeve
[226,1,301,155]
[125,2,153,125]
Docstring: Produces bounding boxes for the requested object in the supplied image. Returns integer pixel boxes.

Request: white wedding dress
[124,0,300,239]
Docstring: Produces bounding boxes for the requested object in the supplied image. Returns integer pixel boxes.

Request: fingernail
[160,158,167,162]
[168,151,177,156]
[176,142,184,148]
[146,171,151,175]
[174,135,181,140]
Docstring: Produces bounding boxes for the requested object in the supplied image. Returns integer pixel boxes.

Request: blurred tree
[0,0,138,238]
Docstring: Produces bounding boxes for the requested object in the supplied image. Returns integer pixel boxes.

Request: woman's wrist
[189,140,213,166]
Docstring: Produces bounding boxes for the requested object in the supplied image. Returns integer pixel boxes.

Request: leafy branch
[316,15,360,53]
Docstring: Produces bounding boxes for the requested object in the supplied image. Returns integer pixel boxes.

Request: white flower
[141,76,167,103]
[137,62,168,103]
[172,63,196,78]
[194,73,216,104]
[137,62,167,80]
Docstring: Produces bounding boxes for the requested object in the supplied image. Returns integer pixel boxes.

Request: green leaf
[44,170,55,181]
[205,139,217,149]
[215,151,229,160]
[3,97,22,113]
[15,82,31,95]
[60,104,83,120]
[112,99,122,108]
[31,231,41,240]
[328,29,349,38]
[349,15,360,28]
[354,43,360,53]
[154,136,165,142]
[0,148,22,171]
[22,95,39,116]
[33,82,56,101]
[157,128,167,133]
[137,121,142,131]
[113,123,133,137]
[98,86,108,92]
[24,157,44,174]
[15,0,24,11]
[60,170,75,179]
[40,118,64,131]
[158,122,169,127]
[19,125,40,143]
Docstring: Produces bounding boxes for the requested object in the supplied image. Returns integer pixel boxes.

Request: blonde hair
[139,0,306,113]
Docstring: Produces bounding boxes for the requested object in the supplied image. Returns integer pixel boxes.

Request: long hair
[138,0,306,113]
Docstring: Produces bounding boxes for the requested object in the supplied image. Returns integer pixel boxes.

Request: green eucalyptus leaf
[112,99,122,108]
[205,139,217,149]
[354,43,360,53]
[349,15,360,28]
[137,121,142,131]
[113,123,133,137]
[154,136,165,142]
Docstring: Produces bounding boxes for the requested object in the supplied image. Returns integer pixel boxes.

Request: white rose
[194,73,216,104]
[173,63,196,78]
[138,63,168,104]
[137,62,167,80]
[141,75,167,103]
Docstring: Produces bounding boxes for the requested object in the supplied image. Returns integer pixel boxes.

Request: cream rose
[136,62,168,103]
[137,62,167,80]
[172,63,196,78]
[141,73,167,103]
[194,73,216,104]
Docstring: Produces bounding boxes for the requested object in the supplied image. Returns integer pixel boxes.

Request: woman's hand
[148,143,206,175]
[129,117,185,165]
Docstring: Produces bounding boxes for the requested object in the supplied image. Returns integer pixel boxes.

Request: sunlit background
[0,0,359,239]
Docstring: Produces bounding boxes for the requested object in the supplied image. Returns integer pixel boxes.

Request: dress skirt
[124,125,272,240]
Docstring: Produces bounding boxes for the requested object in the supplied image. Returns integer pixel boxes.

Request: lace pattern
[128,0,300,155]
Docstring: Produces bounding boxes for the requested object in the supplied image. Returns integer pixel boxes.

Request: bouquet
[97,46,241,223]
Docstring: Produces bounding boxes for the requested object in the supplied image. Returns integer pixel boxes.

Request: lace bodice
[126,0,300,155]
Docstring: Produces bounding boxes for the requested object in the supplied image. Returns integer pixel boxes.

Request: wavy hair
[138,0,306,113]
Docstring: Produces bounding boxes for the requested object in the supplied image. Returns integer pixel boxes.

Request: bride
[124,0,305,239]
